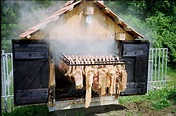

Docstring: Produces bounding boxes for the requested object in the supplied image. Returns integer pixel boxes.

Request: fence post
[147,59,152,92]
[2,50,5,96]
[1,50,14,112]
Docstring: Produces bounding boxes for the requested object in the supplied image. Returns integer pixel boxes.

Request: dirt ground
[50,102,176,116]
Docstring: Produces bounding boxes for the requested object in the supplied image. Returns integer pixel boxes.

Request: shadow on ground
[49,104,128,116]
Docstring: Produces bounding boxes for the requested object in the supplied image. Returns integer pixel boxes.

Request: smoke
[47,16,118,60]
[50,37,117,56]
[43,3,119,62]
[105,1,154,45]
[4,0,118,59]
[2,0,65,37]
[17,1,65,31]
[118,14,154,47]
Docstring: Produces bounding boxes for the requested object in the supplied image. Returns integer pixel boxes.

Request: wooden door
[12,40,49,105]
[119,40,149,95]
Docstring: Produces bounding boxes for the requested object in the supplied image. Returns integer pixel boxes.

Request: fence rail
[1,50,14,112]
[147,48,168,91]
[1,48,168,112]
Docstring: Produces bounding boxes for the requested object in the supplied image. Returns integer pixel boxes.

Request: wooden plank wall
[30,1,134,40]
[29,1,135,88]
[46,1,134,41]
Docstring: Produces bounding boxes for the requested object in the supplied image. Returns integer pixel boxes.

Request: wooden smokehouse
[12,0,149,111]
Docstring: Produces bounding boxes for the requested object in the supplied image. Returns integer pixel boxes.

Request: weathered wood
[12,40,50,105]
[119,41,149,96]
[30,30,47,40]
[47,1,135,41]
[49,59,55,87]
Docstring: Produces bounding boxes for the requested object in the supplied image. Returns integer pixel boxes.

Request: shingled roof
[19,0,144,39]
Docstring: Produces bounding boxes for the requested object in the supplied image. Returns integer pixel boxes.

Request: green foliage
[147,88,171,110]
[34,0,54,8]
[1,0,176,67]
[117,12,176,67]
[167,87,176,105]
[2,88,176,115]
[167,67,176,87]
[116,14,156,43]
[105,0,176,67]
[119,87,176,111]
[2,105,49,116]
[1,40,12,52]
[145,12,176,67]
[1,0,55,52]
[104,0,146,20]
[147,88,169,100]
[151,99,171,110]
[1,1,20,52]
[119,95,147,105]
[148,87,176,110]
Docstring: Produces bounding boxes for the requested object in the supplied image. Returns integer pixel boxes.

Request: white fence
[147,48,168,91]
[1,50,14,112]
[1,48,168,112]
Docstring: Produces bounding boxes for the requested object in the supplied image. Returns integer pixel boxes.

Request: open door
[119,40,149,95]
[12,40,50,105]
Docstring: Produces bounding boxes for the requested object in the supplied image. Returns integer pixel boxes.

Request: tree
[104,0,176,67]
[1,0,61,52]
[146,12,176,67]
[1,0,176,67]
[1,1,20,52]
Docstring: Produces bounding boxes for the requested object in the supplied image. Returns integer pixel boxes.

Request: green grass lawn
[2,105,49,116]
[2,87,175,116]
[2,67,176,116]
[119,67,176,112]
[119,87,176,110]
[167,67,176,86]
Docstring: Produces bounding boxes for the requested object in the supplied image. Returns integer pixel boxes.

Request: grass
[119,87,176,110]
[118,66,174,112]
[2,104,49,116]
[167,67,176,86]
[119,67,176,111]
[2,87,175,116]
[2,67,176,115]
